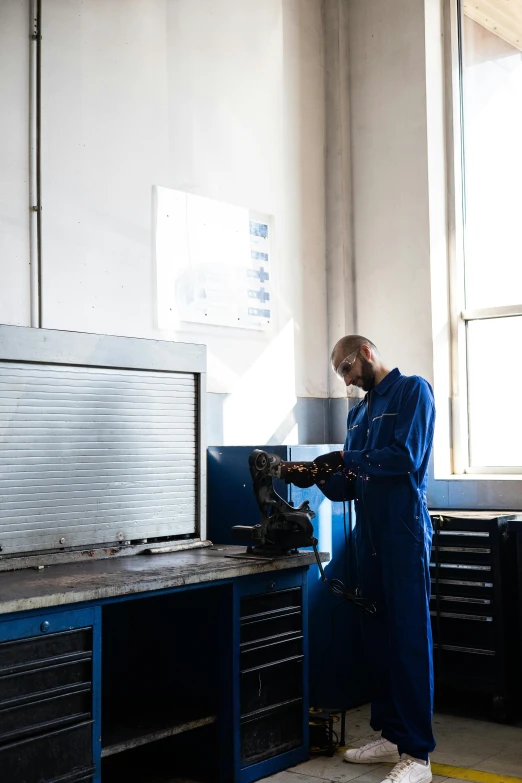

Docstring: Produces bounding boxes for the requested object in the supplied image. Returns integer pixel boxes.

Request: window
[449,0,522,473]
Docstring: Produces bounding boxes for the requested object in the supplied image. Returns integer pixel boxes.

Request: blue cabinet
[0,606,101,783]
[208,445,371,710]
[0,573,310,783]
[233,569,309,783]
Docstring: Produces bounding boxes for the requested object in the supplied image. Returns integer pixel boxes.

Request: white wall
[37,0,327,447]
[346,0,439,384]
[0,0,31,326]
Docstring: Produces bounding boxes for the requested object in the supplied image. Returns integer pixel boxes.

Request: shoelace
[386,758,416,781]
[359,738,390,752]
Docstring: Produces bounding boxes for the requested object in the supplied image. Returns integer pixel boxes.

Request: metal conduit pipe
[29,0,41,327]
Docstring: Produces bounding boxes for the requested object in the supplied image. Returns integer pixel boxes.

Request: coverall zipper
[363,390,377,556]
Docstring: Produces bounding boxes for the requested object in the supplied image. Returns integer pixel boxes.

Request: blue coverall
[320,368,436,761]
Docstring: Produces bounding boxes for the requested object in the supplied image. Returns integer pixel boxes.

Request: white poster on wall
[153,186,273,331]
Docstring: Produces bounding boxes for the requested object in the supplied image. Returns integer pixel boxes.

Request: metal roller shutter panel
[0,362,197,554]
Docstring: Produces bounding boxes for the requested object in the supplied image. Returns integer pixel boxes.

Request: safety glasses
[333,348,359,381]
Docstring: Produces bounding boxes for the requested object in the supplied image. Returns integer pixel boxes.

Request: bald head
[331,335,390,392]
[330,335,378,366]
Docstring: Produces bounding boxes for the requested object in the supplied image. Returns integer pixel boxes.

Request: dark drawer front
[0,629,92,676]
[430,577,494,601]
[240,658,303,715]
[0,687,92,745]
[430,562,493,585]
[430,594,494,617]
[241,588,301,619]
[241,637,303,672]
[431,614,495,650]
[240,611,301,646]
[241,703,302,766]
[430,516,493,534]
[433,645,496,688]
[434,530,491,548]
[0,720,93,783]
[0,660,92,707]
[432,546,492,567]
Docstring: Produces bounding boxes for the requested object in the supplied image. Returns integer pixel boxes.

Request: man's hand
[279,461,317,488]
[313,450,344,480]
[278,452,345,488]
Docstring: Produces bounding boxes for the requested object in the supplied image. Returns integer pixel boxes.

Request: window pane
[467,317,522,467]
[461,6,522,309]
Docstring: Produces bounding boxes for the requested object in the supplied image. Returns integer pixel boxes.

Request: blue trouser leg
[356,527,404,740]
[356,510,435,762]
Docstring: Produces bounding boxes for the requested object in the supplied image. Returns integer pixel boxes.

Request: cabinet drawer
[430,563,493,584]
[241,637,302,672]
[240,611,301,645]
[430,595,494,617]
[431,547,492,567]
[0,610,96,645]
[431,614,495,650]
[433,530,491,550]
[433,645,496,687]
[241,588,301,619]
[0,629,92,676]
[0,687,91,744]
[240,702,302,766]
[0,659,92,707]
[240,658,303,716]
[0,720,93,783]
[430,577,493,601]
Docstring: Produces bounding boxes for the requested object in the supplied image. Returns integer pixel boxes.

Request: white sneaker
[381,756,432,783]
[343,737,400,764]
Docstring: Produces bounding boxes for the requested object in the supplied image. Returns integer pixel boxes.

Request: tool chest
[429,511,519,719]
[0,608,98,783]
[236,572,309,783]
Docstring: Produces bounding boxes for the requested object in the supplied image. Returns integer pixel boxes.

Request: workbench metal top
[0,546,323,616]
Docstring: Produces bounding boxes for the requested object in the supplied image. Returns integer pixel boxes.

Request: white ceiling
[463,0,522,51]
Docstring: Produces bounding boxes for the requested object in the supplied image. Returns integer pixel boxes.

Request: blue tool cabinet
[234,569,309,782]
[208,445,371,712]
[0,558,310,783]
[0,606,102,783]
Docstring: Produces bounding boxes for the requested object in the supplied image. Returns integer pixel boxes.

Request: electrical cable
[322,499,377,615]
[326,577,376,614]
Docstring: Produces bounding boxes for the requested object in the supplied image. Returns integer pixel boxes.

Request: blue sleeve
[343,378,435,477]
[318,405,358,501]
[318,472,356,502]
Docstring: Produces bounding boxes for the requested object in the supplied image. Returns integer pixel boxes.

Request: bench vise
[231,449,326,578]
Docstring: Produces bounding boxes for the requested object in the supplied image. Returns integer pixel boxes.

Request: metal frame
[0,325,207,557]
[444,0,522,475]
[444,0,468,475]
[29,0,42,328]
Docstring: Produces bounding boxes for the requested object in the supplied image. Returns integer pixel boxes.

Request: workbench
[0,546,320,783]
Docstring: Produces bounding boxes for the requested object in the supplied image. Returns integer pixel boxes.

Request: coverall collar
[371,367,402,396]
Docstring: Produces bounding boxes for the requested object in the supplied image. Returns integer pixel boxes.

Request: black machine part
[231,449,319,558]
[231,450,376,615]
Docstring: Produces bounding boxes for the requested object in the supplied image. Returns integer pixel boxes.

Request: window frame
[444,0,522,476]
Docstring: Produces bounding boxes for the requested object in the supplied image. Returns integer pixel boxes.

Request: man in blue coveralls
[283,335,435,783]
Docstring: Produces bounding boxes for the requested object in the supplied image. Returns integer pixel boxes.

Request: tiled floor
[260,704,522,782]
